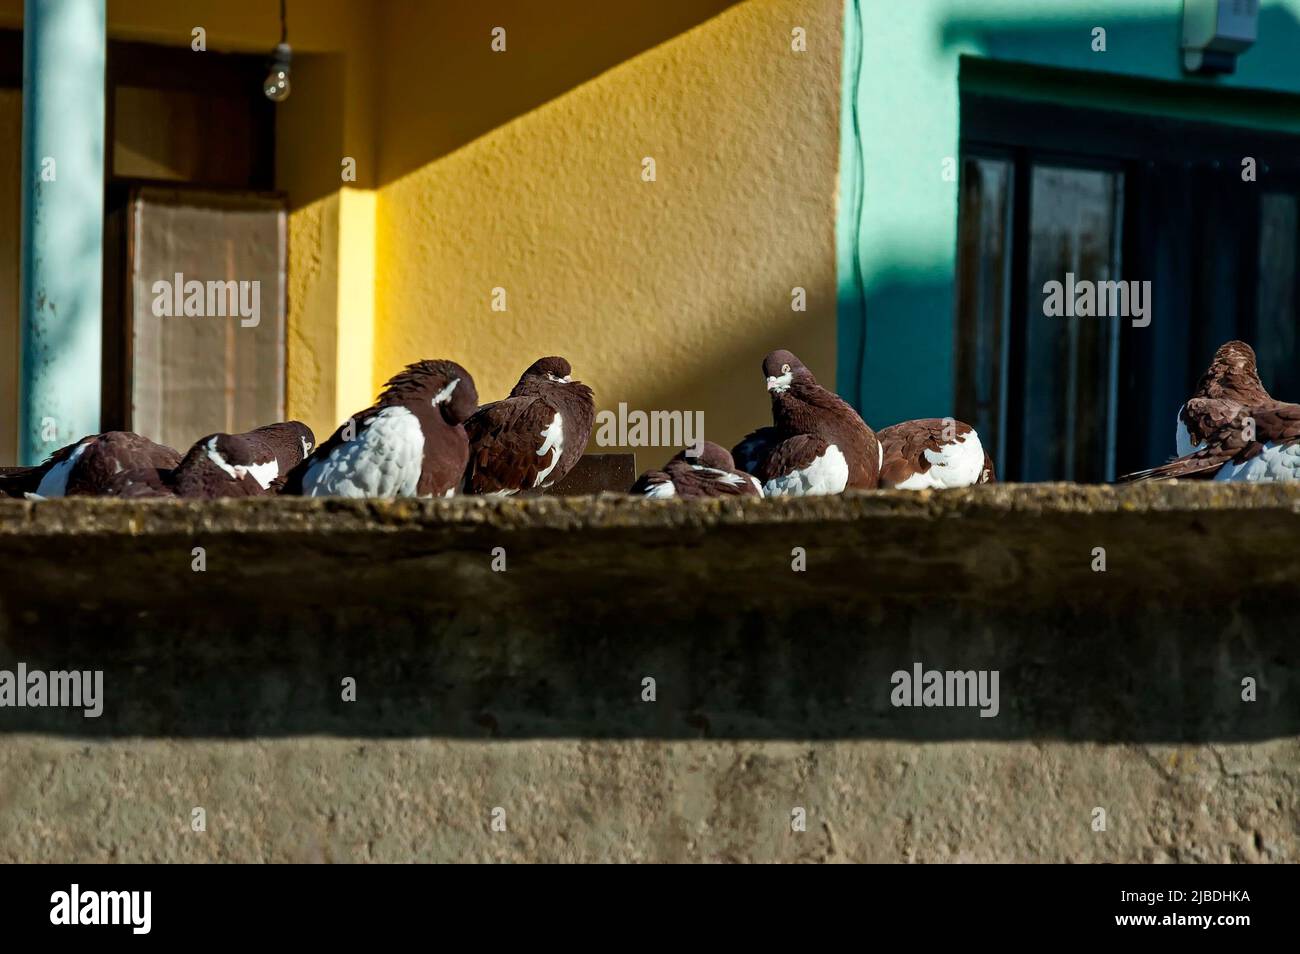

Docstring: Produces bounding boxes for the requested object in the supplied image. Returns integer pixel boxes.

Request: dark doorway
[958,91,1300,482]
[101,40,281,436]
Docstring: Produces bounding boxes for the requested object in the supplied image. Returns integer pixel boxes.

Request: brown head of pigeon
[731,350,880,496]
[107,421,315,498]
[285,359,478,497]
[463,356,595,495]
[1121,340,1300,482]
[2,431,180,498]
[631,441,762,498]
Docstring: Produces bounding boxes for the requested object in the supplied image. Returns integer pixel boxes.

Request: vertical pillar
[19,0,106,464]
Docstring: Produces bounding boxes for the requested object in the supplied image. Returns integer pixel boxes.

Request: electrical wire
[849,0,868,410]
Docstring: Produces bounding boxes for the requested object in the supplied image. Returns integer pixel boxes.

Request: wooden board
[547,454,637,496]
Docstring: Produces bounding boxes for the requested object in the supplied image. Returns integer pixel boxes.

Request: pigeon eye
[781,364,791,374]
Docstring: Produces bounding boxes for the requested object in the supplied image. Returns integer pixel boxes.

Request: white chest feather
[1214,442,1300,483]
[763,444,849,497]
[301,406,425,498]
[893,428,987,490]
[36,442,89,497]
[245,459,280,489]
[534,411,564,487]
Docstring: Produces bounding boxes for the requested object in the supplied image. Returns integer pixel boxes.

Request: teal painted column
[19,0,106,465]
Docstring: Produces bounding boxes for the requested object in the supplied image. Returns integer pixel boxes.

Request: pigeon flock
[1,339,1286,501]
[0,355,595,501]
[727,349,991,495]
[0,423,314,500]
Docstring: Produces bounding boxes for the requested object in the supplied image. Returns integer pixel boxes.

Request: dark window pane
[1257,192,1299,398]
[1022,165,1123,483]
[955,156,1012,476]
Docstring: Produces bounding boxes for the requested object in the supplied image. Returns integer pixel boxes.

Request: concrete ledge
[3,482,1300,612]
[2,484,1297,860]
[0,483,1295,740]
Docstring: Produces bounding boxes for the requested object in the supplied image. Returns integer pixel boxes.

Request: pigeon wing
[629,469,675,498]
[878,420,939,486]
[67,434,180,496]
[464,396,564,494]
[756,434,834,484]
[1233,400,1300,464]
[104,467,176,498]
[0,465,43,498]
[731,426,781,475]
[877,418,985,489]
[1120,399,1279,482]
[1180,396,1245,447]
[671,464,762,498]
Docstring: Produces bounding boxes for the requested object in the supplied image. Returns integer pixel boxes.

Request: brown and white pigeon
[1,432,180,498]
[285,360,478,498]
[630,441,763,499]
[463,356,595,495]
[1121,340,1300,482]
[731,350,880,496]
[877,418,994,489]
[108,421,315,498]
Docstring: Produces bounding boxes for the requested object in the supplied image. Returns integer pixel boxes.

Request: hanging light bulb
[263,1,291,102]
[263,43,291,102]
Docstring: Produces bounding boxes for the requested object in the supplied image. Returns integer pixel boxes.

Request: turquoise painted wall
[838,0,1300,429]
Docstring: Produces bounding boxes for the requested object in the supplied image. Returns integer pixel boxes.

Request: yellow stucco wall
[1,0,842,462]
[373,0,842,456]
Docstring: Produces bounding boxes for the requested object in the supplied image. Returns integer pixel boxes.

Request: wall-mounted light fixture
[1182,0,1259,75]
[263,0,291,102]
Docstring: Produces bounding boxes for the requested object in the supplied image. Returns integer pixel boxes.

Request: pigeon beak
[766,371,793,392]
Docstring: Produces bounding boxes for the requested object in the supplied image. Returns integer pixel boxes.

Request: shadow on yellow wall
[374,0,741,187]
[373,0,842,459]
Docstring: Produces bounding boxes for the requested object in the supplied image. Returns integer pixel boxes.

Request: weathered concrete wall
[3,738,1293,863]
[1,484,1298,861]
